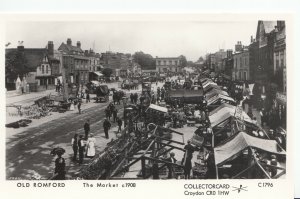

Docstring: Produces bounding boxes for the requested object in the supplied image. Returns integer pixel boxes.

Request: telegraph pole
[61,55,69,101]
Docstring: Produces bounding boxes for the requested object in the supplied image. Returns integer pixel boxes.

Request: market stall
[214,132,286,179]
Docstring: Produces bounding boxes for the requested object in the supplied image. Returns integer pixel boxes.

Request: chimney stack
[77,41,81,48]
[67,38,72,45]
[227,49,233,59]
[17,41,24,51]
[48,41,54,56]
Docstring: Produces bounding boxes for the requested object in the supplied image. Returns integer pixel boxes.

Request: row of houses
[204,20,286,94]
[5,38,141,91]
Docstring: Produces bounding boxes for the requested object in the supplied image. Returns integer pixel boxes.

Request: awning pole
[215,164,219,179]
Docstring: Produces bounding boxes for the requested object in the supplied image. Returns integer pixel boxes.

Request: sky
[5,21,258,62]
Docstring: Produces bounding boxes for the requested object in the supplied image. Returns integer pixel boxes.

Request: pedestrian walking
[184,140,195,161]
[86,92,90,103]
[105,107,112,121]
[134,93,138,104]
[103,118,111,139]
[117,117,123,133]
[86,134,96,158]
[84,119,90,140]
[112,108,118,123]
[71,133,79,161]
[77,100,82,114]
[78,135,85,164]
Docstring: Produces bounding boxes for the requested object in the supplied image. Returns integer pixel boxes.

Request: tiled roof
[58,43,83,54]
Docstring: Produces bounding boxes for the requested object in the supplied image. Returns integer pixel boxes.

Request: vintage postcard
[0,14,294,199]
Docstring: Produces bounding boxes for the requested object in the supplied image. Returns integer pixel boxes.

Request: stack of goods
[21,105,51,119]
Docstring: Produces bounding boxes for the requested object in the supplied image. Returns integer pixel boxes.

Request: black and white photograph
[4,17,288,181]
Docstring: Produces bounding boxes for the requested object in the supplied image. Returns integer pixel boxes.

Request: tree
[179,55,187,67]
[5,51,30,84]
[102,68,113,77]
[133,51,156,70]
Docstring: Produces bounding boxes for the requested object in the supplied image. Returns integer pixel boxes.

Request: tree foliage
[133,51,156,70]
[179,55,187,67]
[102,67,113,77]
[5,51,30,83]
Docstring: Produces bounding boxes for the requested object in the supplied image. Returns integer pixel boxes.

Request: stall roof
[207,94,235,106]
[203,81,217,88]
[203,84,221,93]
[168,89,203,98]
[205,88,229,98]
[214,132,285,166]
[90,80,101,86]
[209,103,252,127]
[91,71,103,77]
[146,104,168,113]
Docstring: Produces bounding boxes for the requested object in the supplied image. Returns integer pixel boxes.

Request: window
[42,65,45,74]
[46,65,48,74]
[240,57,242,68]
[175,61,178,65]
[244,71,247,80]
[163,60,166,65]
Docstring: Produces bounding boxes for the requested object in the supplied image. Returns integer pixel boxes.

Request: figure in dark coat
[103,119,111,139]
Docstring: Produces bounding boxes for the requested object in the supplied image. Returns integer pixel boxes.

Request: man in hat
[71,133,79,161]
[103,118,111,139]
[117,117,123,133]
[270,155,278,177]
[84,119,90,140]
[269,129,275,140]
[78,135,85,164]
[166,152,177,179]
[184,140,195,161]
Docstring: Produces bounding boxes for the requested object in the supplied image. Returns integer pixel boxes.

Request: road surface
[6,100,124,180]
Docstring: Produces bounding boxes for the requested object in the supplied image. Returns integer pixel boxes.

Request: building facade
[214,49,227,73]
[273,21,286,93]
[232,49,250,81]
[101,51,130,75]
[58,38,89,85]
[255,21,276,82]
[5,42,58,92]
[155,57,182,73]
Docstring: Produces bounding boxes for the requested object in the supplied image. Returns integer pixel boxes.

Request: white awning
[91,71,103,77]
[146,104,168,113]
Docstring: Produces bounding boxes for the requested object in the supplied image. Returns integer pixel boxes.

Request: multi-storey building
[58,38,89,85]
[101,51,130,75]
[214,49,227,73]
[273,21,286,93]
[232,48,250,81]
[155,57,182,73]
[255,21,277,82]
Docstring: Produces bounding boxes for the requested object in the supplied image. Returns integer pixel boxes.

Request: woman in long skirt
[86,134,96,158]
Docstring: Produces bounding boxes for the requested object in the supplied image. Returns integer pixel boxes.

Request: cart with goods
[95,85,109,103]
